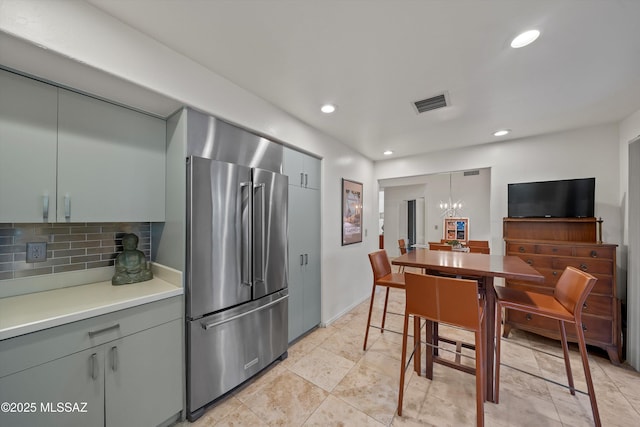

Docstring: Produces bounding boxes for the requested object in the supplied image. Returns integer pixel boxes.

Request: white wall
[383,184,426,257]
[619,108,640,369]
[0,1,378,325]
[382,169,491,257]
[375,123,621,263]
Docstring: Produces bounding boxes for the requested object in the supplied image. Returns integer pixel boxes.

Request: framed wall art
[342,178,363,245]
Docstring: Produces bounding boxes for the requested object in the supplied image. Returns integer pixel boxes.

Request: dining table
[392,248,544,403]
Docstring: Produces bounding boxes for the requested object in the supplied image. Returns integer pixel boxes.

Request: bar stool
[398,272,486,427]
[363,250,406,350]
[495,266,600,426]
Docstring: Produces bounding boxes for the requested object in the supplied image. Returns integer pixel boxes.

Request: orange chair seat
[494,286,573,322]
[377,273,406,289]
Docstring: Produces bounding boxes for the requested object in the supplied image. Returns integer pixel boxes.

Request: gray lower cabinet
[288,181,321,342]
[105,319,182,427]
[0,297,183,427]
[0,347,104,427]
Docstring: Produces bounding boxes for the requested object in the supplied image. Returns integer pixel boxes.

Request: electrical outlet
[26,242,47,263]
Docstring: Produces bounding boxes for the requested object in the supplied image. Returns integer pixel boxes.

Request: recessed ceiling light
[321,104,336,113]
[511,30,540,48]
[493,129,510,137]
[383,150,393,156]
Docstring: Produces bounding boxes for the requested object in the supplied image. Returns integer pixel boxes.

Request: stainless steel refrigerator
[186,154,288,420]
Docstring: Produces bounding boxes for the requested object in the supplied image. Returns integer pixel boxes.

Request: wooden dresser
[503,217,621,364]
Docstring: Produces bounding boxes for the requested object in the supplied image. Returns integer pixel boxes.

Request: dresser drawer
[503,283,613,317]
[573,246,615,259]
[535,244,574,256]
[513,254,553,269]
[509,268,613,296]
[507,243,536,254]
[551,257,613,275]
[505,310,612,344]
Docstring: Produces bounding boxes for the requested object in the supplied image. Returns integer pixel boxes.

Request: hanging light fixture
[439,173,463,217]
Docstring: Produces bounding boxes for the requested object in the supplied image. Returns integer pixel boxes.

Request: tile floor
[177,285,640,426]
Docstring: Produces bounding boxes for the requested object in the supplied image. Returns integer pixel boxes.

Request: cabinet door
[302,188,321,332]
[287,185,305,342]
[0,348,104,427]
[283,147,305,187]
[104,319,182,427]
[0,69,57,222]
[303,155,321,190]
[57,89,166,222]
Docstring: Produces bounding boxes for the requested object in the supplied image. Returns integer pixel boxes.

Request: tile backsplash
[0,222,151,281]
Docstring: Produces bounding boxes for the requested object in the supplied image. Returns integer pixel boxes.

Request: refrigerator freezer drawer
[187,290,288,414]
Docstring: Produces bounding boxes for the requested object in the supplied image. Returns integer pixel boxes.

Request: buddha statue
[112,233,153,285]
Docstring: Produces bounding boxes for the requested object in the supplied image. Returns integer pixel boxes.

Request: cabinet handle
[590,250,598,258]
[88,323,120,337]
[90,353,98,380]
[300,254,304,266]
[305,253,308,265]
[582,302,588,310]
[110,346,118,371]
[526,259,533,265]
[305,173,308,187]
[300,172,304,187]
[42,194,49,222]
[64,194,71,220]
[582,323,588,332]
[519,246,525,253]
[579,263,588,271]
[552,271,558,276]
[525,314,532,321]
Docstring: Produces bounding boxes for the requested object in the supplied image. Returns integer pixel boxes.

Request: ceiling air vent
[413,92,449,114]
[464,170,480,176]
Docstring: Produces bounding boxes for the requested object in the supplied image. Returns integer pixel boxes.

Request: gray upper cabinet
[0,69,166,223]
[283,147,321,190]
[0,69,58,223]
[57,89,166,222]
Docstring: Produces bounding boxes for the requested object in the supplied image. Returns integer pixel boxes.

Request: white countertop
[0,264,183,341]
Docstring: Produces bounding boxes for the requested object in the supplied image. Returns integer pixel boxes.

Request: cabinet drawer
[551,257,612,275]
[503,283,613,317]
[509,269,613,296]
[513,254,553,269]
[505,310,612,344]
[573,246,615,259]
[0,296,182,378]
[507,243,536,254]
[535,244,574,256]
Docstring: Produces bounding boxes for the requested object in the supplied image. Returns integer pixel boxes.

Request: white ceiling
[48,1,640,160]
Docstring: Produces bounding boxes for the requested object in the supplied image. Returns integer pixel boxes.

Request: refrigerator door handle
[201,294,289,330]
[255,183,266,283]
[240,181,253,286]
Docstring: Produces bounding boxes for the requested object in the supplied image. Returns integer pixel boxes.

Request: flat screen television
[508,178,595,218]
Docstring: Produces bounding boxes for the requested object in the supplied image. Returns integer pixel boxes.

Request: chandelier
[439,174,463,217]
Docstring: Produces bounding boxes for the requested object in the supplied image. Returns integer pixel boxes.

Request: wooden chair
[428,242,452,251]
[364,250,406,350]
[495,266,600,426]
[397,239,407,273]
[469,246,490,254]
[398,273,486,426]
